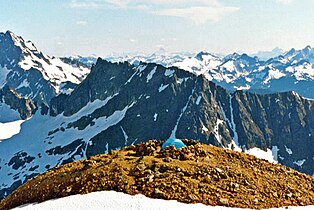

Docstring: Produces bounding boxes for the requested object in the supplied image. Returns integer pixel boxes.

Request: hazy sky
[1,0,314,56]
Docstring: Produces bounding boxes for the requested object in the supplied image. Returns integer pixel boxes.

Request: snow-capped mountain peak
[172,51,222,76]
[3,30,41,58]
[251,47,285,61]
[0,31,91,102]
[195,51,219,61]
[4,30,25,47]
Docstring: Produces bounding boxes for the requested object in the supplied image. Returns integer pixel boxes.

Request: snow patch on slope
[165,69,175,77]
[196,96,202,105]
[170,88,194,138]
[264,68,286,84]
[154,113,158,122]
[228,96,241,151]
[146,66,157,83]
[218,97,241,152]
[213,118,224,144]
[158,84,169,92]
[120,126,128,146]
[13,190,314,210]
[245,147,277,163]
[0,66,11,88]
[19,55,90,93]
[294,159,306,167]
[285,145,293,155]
[0,94,133,190]
[0,120,25,141]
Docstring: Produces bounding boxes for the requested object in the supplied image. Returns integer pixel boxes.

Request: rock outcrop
[0,86,36,119]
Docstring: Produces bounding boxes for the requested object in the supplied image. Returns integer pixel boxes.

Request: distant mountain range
[71,46,314,99]
[251,47,285,61]
[1,31,314,201]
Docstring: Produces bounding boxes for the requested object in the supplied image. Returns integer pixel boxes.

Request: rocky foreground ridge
[1,140,314,210]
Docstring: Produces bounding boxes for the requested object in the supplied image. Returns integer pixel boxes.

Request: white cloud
[69,0,239,24]
[76,20,88,26]
[155,6,239,25]
[69,0,131,9]
[69,0,101,9]
[129,38,137,43]
[276,0,294,5]
[106,0,129,8]
[155,44,165,50]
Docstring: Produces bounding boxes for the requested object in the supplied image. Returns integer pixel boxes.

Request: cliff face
[231,91,314,175]
[0,86,36,120]
[1,59,314,200]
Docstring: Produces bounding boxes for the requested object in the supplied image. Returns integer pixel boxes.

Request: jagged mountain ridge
[1,58,314,200]
[0,31,90,105]
[175,48,314,98]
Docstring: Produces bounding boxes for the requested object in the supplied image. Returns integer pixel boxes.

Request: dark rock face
[231,91,314,175]
[1,59,314,200]
[0,31,23,65]
[8,151,35,170]
[0,86,36,119]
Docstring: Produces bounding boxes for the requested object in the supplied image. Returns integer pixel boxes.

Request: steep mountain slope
[1,59,314,200]
[1,140,314,210]
[0,31,90,104]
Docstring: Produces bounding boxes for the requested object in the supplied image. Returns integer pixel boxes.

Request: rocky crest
[1,140,314,210]
[104,46,314,99]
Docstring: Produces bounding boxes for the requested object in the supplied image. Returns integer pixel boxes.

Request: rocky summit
[1,140,314,210]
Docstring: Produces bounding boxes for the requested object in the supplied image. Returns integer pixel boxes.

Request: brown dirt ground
[1,140,314,210]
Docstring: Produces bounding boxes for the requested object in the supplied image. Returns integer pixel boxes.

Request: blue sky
[1,0,314,57]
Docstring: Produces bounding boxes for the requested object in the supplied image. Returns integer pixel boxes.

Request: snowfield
[0,120,25,141]
[12,190,314,210]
